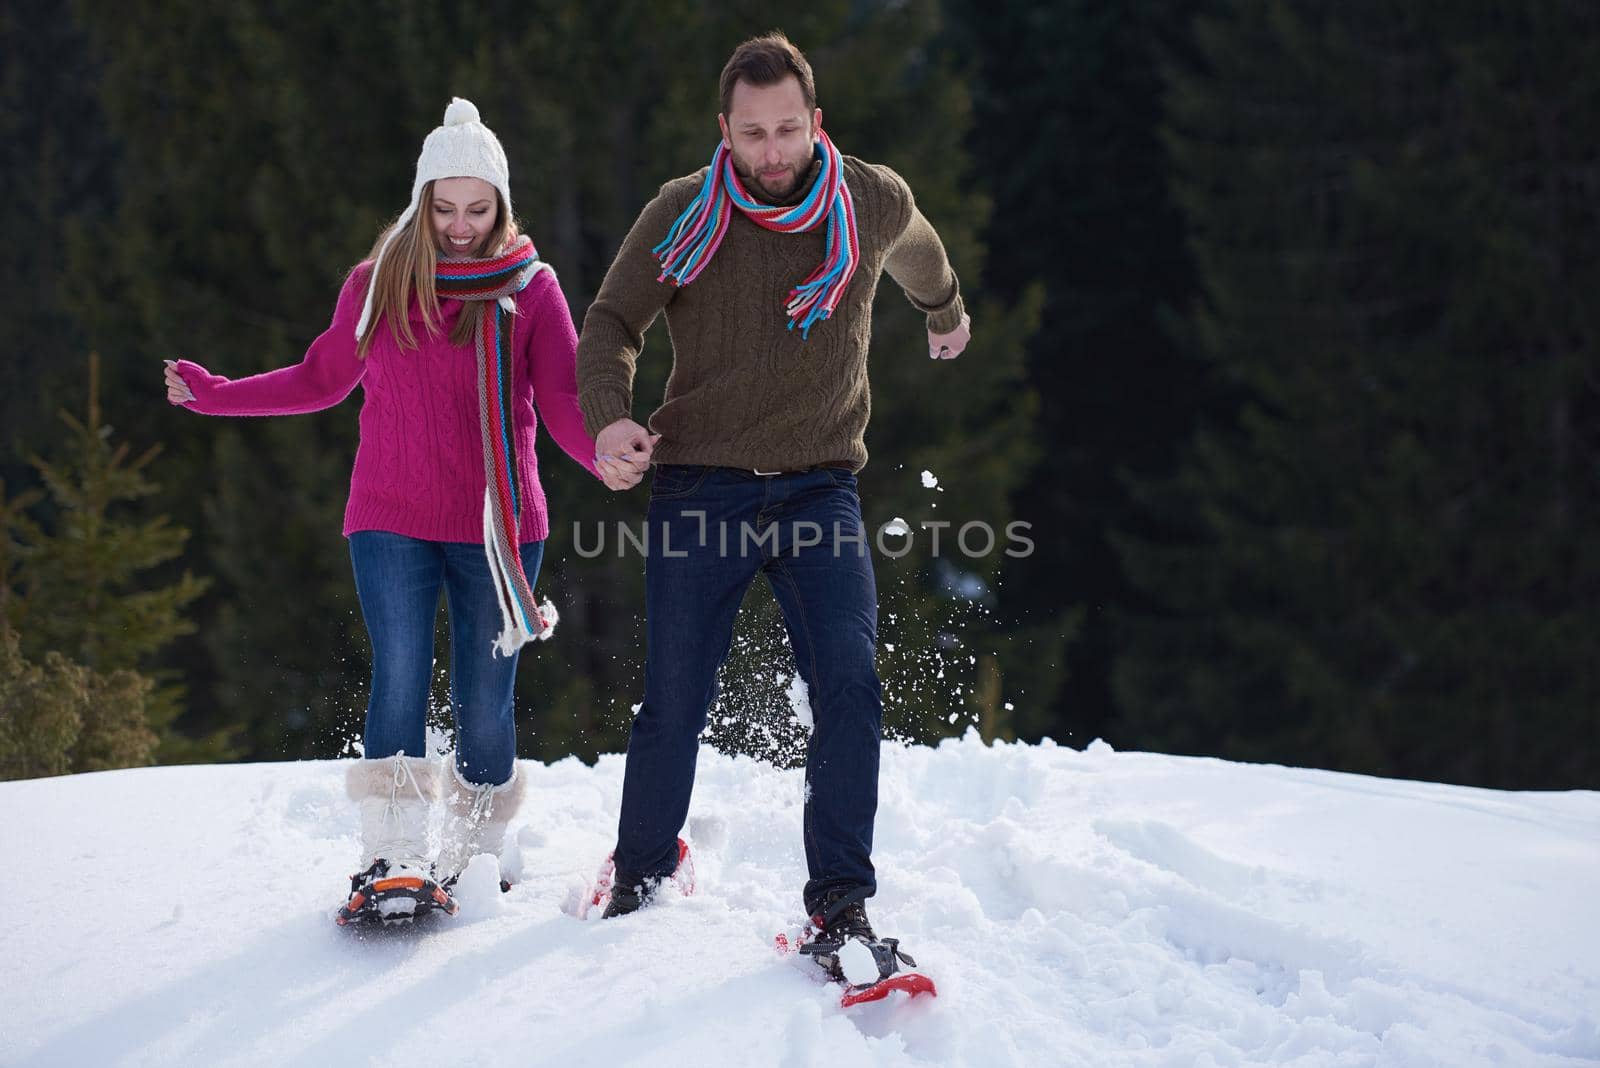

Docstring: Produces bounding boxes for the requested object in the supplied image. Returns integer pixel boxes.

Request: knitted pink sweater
[175,263,600,543]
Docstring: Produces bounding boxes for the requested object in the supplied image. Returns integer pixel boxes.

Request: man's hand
[929,312,972,360]
[595,418,660,491]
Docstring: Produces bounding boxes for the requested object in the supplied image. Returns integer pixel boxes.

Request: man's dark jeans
[614,464,882,912]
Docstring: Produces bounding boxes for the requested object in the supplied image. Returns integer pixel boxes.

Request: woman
[164,99,642,925]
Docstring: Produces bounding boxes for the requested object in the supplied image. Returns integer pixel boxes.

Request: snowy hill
[3,735,1597,1067]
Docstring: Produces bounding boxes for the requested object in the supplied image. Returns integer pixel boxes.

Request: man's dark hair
[719,32,817,116]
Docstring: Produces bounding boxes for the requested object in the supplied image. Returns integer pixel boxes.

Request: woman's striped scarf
[652,128,858,338]
[436,235,555,656]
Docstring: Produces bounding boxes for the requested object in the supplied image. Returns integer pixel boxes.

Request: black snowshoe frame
[335,858,459,928]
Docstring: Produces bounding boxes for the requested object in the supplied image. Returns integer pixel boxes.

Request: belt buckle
[752,467,784,476]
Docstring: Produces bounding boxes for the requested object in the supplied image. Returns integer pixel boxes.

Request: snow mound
[2,736,1596,1066]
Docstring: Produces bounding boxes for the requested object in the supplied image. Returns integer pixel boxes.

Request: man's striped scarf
[652,128,858,338]
[436,235,554,656]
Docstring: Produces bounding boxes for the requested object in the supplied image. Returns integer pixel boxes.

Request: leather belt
[751,460,854,476]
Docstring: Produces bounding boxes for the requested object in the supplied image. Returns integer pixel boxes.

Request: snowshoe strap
[816,885,873,930]
[878,937,917,970]
[800,935,917,983]
[855,940,917,983]
[350,858,389,894]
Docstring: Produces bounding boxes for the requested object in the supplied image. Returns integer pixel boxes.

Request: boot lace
[466,780,498,824]
[368,758,429,868]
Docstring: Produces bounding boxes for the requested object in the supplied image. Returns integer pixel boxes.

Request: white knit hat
[356,97,514,338]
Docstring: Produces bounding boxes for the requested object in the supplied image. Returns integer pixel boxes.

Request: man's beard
[731,154,798,199]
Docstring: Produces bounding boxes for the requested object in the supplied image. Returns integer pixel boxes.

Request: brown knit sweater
[576,155,965,472]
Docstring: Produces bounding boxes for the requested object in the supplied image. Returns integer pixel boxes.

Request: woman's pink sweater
[175,264,600,543]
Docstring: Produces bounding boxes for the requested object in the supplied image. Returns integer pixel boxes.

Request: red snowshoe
[579,837,695,919]
[775,888,937,1008]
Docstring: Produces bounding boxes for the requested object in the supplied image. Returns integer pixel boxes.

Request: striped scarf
[653,128,858,338]
[436,235,554,656]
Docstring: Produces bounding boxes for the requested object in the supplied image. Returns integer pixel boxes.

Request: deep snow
[3,735,1597,1066]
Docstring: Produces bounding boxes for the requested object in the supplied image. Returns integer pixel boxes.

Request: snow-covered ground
[3,735,1597,1067]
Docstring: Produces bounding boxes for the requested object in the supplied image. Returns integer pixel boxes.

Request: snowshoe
[775,887,937,1008]
[579,837,694,919]
[335,858,459,928]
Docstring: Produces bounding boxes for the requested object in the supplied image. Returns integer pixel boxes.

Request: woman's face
[431,177,498,259]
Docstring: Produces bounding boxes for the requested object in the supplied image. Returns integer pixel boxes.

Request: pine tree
[0,627,160,781]
[0,484,83,779]
[1117,0,1600,788]
[6,355,220,764]
[0,628,88,780]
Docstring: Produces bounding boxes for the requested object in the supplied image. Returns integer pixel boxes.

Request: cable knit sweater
[577,156,965,472]
[175,264,599,543]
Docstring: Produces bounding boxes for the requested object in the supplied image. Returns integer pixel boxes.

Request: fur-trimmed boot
[335,755,456,926]
[436,762,526,889]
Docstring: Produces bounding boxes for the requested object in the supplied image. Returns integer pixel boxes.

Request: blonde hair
[356,180,518,357]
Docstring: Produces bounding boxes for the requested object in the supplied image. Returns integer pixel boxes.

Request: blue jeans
[348,531,545,786]
[614,465,883,913]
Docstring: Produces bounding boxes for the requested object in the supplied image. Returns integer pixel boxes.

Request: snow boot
[597,838,695,919]
[798,887,917,987]
[437,762,525,892]
[600,878,651,918]
[336,755,456,926]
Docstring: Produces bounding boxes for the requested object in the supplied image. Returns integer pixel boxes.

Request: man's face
[718,75,822,201]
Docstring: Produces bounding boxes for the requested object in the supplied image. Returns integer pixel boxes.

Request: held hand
[599,456,647,491]
[928,313,972,360]
[595,419,660,492]
[163,360,196,404]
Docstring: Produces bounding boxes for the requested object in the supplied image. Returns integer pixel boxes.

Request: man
[576,32,971,972]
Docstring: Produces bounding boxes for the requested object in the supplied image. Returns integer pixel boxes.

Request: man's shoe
[799,886,917,986]
[600,877,654,919]
[595,838,695,919]
[814,887,877,941]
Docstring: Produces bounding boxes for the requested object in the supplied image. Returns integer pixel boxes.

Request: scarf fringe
[483,493,556,656]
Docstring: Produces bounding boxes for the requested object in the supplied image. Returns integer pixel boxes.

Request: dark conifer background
[3,1,1595,789]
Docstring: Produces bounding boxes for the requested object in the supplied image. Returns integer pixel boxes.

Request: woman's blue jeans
[348,531,544,786]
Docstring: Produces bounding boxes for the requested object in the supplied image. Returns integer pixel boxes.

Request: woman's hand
[163,360,196,405]
[595,419,659,491]
[599,453,648,491]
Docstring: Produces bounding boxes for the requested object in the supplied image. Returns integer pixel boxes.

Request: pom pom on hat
[413,97,506,197]
[442,97,481,126]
